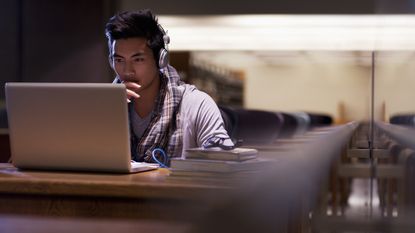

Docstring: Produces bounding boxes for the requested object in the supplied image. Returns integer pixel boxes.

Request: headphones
[158,24,170,69]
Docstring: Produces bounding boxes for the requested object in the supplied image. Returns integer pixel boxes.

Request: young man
[105,9,233,165]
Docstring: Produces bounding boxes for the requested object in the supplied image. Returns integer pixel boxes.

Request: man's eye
[134,58,144,62]
[114,58,124,63]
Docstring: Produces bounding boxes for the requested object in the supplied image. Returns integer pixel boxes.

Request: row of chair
[219,106,333,146]
[390,114,415,127]
[375,122,415,216]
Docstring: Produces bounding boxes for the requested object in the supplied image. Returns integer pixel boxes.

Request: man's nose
[123,62,135,77]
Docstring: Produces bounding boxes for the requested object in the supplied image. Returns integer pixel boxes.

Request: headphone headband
[158,24,170,68]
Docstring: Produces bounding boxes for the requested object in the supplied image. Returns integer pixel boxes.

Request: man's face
[110,37,159,92]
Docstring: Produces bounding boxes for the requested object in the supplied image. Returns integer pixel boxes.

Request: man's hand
[122,81,141,103]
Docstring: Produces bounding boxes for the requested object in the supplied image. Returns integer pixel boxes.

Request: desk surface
[0,163,238,220]
[0,126,344,223]
[0,163,232,200]
[0,127,339,201]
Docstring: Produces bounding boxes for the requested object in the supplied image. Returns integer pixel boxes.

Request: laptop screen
[5,83,134,173]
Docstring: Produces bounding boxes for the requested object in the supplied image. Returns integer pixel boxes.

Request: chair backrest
[218,105,237,138]
[400,149,415,207]
[388,141,403,163]
[291,112,310,135]
[278,112,298,138]
[232,109,283,145]
[390,114,415,127]
[408,154,415,206]
[306,112,333,127]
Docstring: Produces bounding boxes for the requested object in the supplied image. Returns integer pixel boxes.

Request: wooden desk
[0,163,232,221]
[0,123,359,233]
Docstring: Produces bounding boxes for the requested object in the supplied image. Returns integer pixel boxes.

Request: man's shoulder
[179,84,217,114]
[181,84,211,103]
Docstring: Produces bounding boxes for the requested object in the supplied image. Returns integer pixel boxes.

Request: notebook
[185,147,258,161]
[5,82,159,173]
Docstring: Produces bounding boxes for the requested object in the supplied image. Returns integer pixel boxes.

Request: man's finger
[126,89,140,99]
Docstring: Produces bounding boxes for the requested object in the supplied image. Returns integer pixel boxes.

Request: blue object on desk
[151,148,168,168]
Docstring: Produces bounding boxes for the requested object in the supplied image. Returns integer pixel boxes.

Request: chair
[291,112,311,135]
[232,109,283,145]
[306,112,333,127]
[390,114,415,127]
[278,112,298,138]
[218,105,237,139]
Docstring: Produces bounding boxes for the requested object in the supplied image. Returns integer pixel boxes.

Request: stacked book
[169,147,268,182]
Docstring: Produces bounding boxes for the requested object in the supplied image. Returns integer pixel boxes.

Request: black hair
[105,9,165,65]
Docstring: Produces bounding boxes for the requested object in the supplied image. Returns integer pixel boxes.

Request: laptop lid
[5,82,136,173]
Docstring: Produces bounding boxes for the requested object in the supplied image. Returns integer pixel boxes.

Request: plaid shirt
[129,65,186,163]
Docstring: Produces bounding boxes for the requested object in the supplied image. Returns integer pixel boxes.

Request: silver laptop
[5,82,159,173]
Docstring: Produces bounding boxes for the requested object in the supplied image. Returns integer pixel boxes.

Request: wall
[375,51,415,121]
[0,0,116,99]
[21,1,114,83]
[193,52,372,122]
[245,63,371,122]
[118,0,411,14]
[0,0,19,100]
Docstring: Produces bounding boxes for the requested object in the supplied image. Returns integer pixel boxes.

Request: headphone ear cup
[158,48,169,68]
[163,34,170,45]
